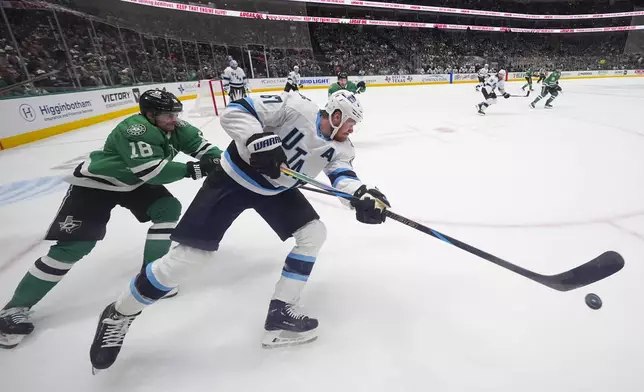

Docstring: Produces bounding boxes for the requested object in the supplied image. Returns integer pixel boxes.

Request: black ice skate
[262,300,318,348]
[476,104,486,115]
[0,307,34,349]
[90,302,138,374]
[529,102,536,109]
[545,103,554,109]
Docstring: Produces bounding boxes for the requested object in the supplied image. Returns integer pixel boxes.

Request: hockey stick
[508,90,531,97]
[282,167,625,292]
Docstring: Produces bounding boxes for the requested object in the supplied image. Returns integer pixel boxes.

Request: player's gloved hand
[350,185,391,224]
[186,156,221,180]
[503,92,511,99]
[489,92,497,99]
[246,132,287,179]
[357,81,366,89]
[556,84,562,92]
[299,84,304,89]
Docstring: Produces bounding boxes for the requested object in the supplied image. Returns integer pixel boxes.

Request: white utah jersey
[484,74,506,95]
[287,71,301,86]
[223,66,247,89]
[478,67,489,77]
[219,92,363,196]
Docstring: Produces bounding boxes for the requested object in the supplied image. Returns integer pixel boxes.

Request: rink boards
[0,69,642,150]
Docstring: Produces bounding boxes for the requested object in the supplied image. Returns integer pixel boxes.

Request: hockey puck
[585,293,602,310]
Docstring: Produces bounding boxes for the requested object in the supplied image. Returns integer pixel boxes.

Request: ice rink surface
[1,78,644,391]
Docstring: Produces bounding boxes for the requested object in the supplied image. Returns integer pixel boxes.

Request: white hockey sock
[272,220,326,304]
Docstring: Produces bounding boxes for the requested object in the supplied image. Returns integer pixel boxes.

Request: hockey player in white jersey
[223,60,250,101]
[476,69,511,115]
[284,65,303,92]
[475,64,489,91]
[88,91,391,372]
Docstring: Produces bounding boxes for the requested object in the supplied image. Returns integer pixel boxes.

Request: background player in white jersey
[476,69,511,115]
[475,64,489,91]
[88,91,391,372]
[284,65,303,92]
[223,60,250,101]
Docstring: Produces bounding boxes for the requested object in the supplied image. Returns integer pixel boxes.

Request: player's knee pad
[486,98,497,105]
[147,196,182,223]
[292,219,327,257]
[147,244,213,288]
[47,240,97,263]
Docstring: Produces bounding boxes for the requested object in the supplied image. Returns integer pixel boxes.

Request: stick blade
[542,251,625,292]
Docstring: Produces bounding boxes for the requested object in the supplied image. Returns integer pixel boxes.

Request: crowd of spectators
[1,0,643,96]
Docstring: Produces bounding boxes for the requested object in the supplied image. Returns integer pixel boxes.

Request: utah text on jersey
[219,93,363,197]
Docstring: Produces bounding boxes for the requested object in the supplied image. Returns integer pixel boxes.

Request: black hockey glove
[503,92,511,99]
[489,92,497,99]
[350,185,391,224]
[186,156,221,180]
[246,132,287,179]
[357,81,366,89]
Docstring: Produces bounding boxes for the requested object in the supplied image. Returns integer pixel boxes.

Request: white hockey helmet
[484,63,489,68]
[294,65,299,72]
[230,60,238,68]
[498,69,507,77]
[324,90,364,139]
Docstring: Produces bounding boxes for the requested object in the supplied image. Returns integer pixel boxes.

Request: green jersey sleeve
[110,117,188,185]
[328,83,341,96]
[175,120,223,160]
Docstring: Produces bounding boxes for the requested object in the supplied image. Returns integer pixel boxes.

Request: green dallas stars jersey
[543,72,561,87]
[525,68,537,77]
[66,114,222,192]
[328,81,366,96]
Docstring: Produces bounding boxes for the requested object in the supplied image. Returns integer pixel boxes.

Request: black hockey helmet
[337,72,348,80]
[139,89,183,115]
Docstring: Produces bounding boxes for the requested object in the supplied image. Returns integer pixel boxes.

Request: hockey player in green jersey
[328,72,366,96]
[536,69,547,84]
[522,68,537,92]
[530,70,562,109]
[0,89,222,349]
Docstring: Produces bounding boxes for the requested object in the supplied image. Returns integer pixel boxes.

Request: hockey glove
[503,92,511,99]
[247,132,287,179]
[186,156,221,180]
[351,185,391,224]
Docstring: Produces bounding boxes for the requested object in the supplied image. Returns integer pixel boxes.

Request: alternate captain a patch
[59,216,82,234]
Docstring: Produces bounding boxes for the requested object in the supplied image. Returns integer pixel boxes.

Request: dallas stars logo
[59,216,82,234]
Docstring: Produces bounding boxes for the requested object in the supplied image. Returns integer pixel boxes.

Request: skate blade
[261,329,318,349]
[0,333,26,349]
[161,286,179,299]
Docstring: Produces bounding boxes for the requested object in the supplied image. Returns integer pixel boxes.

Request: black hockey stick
[508,90,531,97]
[282,168,625,292]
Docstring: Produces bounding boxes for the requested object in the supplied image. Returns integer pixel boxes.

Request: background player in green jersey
[530,70,562,109]
[522,68,538,92]
[0,89,222,348]
[328,72,366,96]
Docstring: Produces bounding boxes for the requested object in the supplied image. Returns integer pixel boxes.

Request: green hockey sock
[4,241,95,309]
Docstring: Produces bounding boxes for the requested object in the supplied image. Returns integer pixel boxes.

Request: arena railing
[120,0,644,34]
[282,0,644,20]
